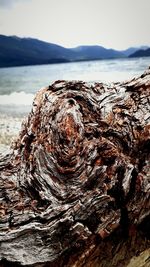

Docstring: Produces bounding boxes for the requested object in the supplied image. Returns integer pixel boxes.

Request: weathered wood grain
[0,68,150,267]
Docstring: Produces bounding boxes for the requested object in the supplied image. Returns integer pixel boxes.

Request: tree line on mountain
[0,35,149,67]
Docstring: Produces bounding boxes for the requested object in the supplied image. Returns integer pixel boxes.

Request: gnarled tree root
[0,68,150,267]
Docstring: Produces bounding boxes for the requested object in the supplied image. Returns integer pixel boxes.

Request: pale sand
[0,114,25,154]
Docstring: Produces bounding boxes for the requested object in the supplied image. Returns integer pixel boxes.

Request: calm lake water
[0,57,149,116]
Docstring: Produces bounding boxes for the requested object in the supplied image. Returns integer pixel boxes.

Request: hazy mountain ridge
[0,35,149,67]
[70,45,124,59]
[129,47,150,58]
[121,46,149,56]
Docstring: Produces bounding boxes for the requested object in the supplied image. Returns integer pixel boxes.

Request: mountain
[0,35,127,68]
[129,47,150,58]
[0,35,149,68]
[122,46,149,56]
[0,35,76,67]
[122,47,140,57]
[70,45,124,60]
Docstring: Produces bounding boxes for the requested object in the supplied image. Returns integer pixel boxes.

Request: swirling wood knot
[0,71,149,266]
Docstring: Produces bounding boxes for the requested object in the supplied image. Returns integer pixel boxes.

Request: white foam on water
[74,71,138,83]
[0,91,34,106]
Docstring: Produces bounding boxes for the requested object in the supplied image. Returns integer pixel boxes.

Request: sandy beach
[0,114,25,154]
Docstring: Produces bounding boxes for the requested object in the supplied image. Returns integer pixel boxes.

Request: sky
[0,0,149,49]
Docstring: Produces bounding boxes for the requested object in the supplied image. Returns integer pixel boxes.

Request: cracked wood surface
[0,68,150,267]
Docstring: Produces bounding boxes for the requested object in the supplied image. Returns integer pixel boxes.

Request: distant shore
[0,35,149,68]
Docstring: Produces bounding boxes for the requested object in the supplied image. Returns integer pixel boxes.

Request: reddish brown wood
[0,68,150,266]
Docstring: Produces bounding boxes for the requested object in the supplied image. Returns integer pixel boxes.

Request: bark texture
[0,68,150,267]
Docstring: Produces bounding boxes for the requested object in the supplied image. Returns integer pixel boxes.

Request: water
[0,57,149,116]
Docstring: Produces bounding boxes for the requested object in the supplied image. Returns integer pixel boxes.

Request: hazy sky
[0,0,149,49]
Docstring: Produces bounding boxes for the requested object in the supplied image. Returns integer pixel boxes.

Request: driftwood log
[0,68,150,267]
